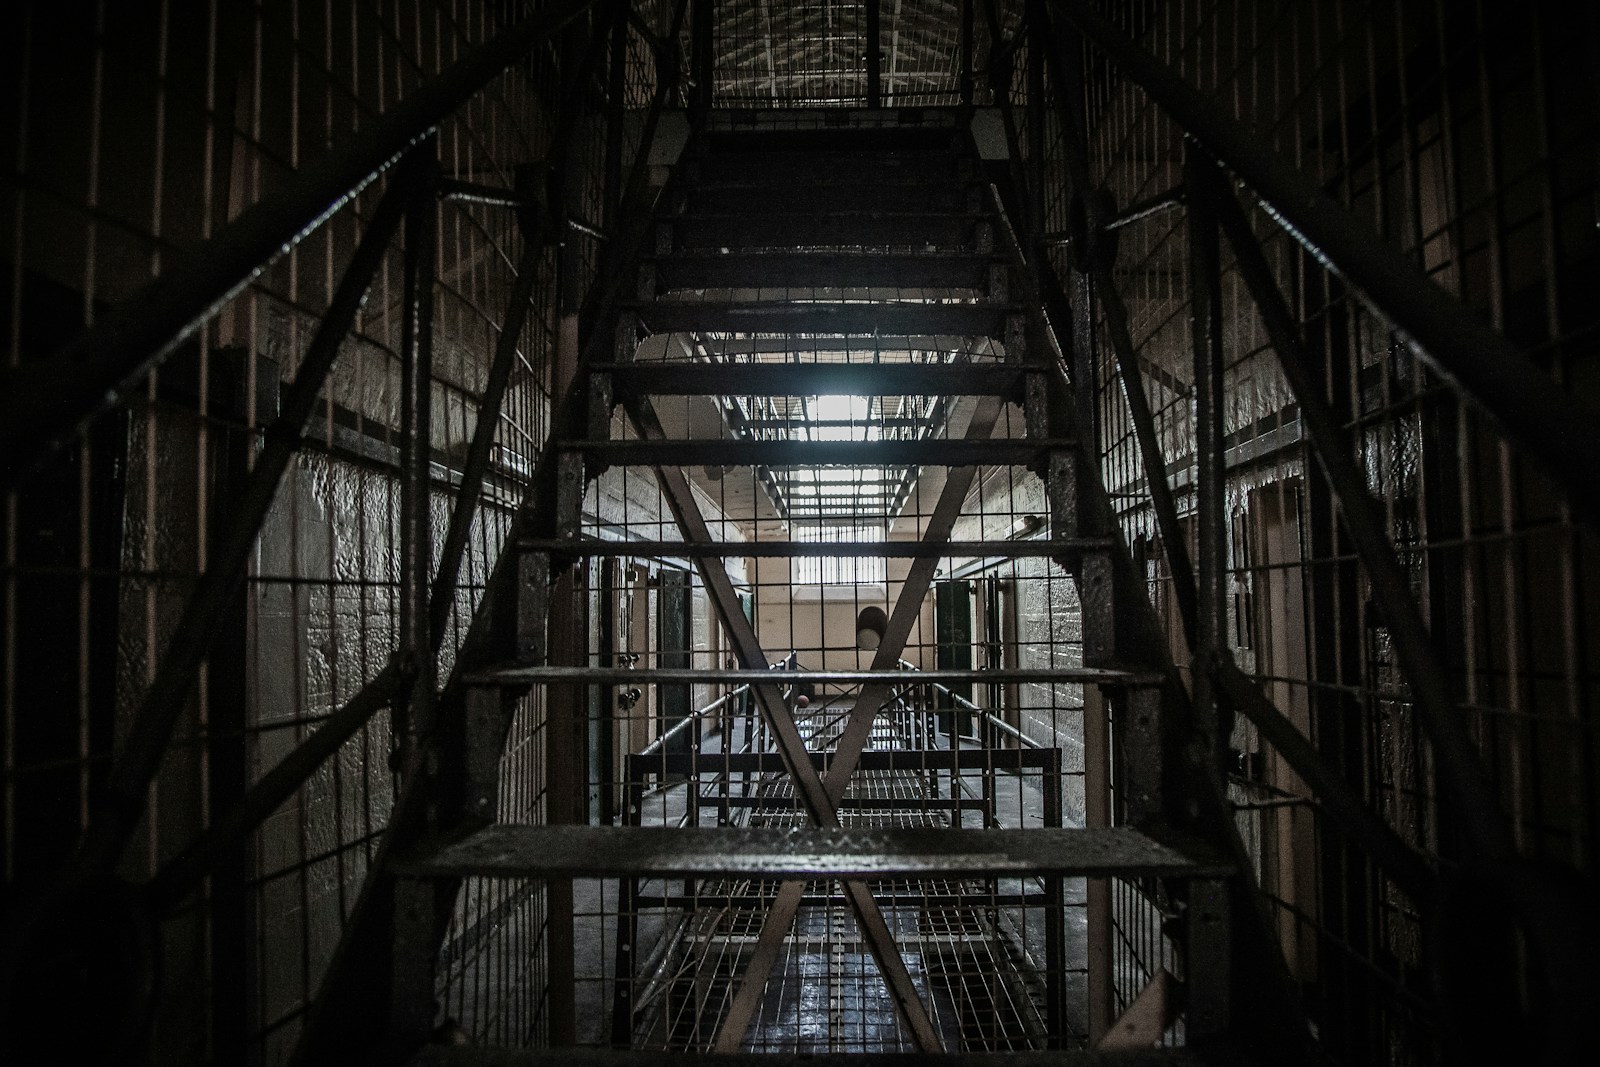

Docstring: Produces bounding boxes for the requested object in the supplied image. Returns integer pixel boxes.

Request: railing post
[690,0,712,117]
[397,139,440,767]
[866,0,883,107]
[604,0,628,233]
[960,0,975,105]
[1185,142,1229,783]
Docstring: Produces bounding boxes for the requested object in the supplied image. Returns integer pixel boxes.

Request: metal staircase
[7,3,1595,1065]
[330,119,1250,1063]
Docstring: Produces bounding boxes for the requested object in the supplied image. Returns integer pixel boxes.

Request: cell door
[934,579,974,738]
[657,568,692,755]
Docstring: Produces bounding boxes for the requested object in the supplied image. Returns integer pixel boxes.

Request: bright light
[812,394,872,441]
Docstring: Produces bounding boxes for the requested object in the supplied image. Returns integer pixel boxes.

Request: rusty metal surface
[401,825,1229,881]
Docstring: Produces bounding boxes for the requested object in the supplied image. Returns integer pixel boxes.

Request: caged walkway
[390,115,1231,1062]
[621,693,1071,1053]
[12,3,1594,1065]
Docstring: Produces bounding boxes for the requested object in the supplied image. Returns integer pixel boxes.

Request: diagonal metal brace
[710,394,1007,1052]
[621,393,944,1052]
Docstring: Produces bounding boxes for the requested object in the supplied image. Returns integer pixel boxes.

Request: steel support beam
[712,396,1004,1051]
[622,395,944,1052]
[1198,154,1518,863]
[396,145,441,764]
[866,0,883,107]
[291,4,686,1054]
[51,159,420,886]
[0,0,596,490]
[1051,0,1600,527]
[1209,655,1434,902]
[1036,15,1199,654]
[1185,146,1228,782]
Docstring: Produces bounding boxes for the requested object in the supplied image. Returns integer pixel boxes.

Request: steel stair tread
[668,213,985,251]
[514,537,1114,558]
[412,1046,1212,1065]
[595,359,1029,395]
[396,824,1232,881]
[624,299,1015,338]
[650,251,1002,290]
[556,438,1074,467]
[462,665,1165,687]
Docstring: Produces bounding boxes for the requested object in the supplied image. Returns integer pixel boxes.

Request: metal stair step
[651,251,1001,291]
[396,824,1230,882]
[514,537,1115,560]
[412,1046,1211,1065]
[698,143,963,181]
[462,665,1165,688]
[558,437,1073,468]
[687,178,974,215]
[628,298,1013,338]
[668,212,985,251]
[597,359,1027,396]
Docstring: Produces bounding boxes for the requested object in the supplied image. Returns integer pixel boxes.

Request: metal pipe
[637,684,753,759]
[0,0,597,491]
[1052,0,1600,528]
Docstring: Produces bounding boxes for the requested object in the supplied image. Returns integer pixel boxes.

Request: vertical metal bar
[1185,877,1231,1039]
[960,0,975,105]
[42,163,415,889]
[690,0,712,117]
[1084,683,1112,1042]
[603,0,627,233]
[397,141,439,764]
[388,148,441,1053]
[1042,746,1066,1046]
[545,197,588,1043]
[1201,152,1518,865]
[545,561,584,1046]
[1036,12,1200,653]
[1185,142,1227,777]
[866,0,882,108]
[1026,0,1045,253]
[1050,0,1600,526]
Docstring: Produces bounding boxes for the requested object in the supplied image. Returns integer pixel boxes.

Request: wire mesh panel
[1006,0,1600,1061]
[0,1,642,1061]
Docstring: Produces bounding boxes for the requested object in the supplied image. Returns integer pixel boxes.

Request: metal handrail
[890,659,1039,749]
[635,653,796,759]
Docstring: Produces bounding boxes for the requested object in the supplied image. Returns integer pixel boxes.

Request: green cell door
[934,579,974,737]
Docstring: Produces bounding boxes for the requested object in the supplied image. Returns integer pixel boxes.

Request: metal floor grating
[627,703,1056,1053]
